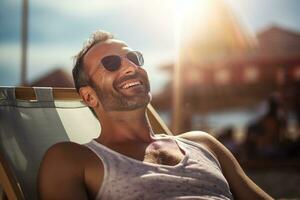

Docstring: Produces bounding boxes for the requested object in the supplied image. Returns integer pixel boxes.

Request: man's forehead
[88,39,130,56]
[104,39,127,47]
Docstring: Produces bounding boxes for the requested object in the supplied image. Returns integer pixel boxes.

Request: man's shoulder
[176,131,219,157]
[176,131,217,144]
[46,141,87,157]
[38,141,103,199]
[41,141,92,169]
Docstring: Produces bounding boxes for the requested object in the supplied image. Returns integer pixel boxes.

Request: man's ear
[79,86,98,108]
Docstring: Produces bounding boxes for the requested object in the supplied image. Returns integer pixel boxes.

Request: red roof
[30,68,74,88]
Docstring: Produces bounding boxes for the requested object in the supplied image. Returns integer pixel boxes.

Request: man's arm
[38,142,89,200]
[178,131,273,200]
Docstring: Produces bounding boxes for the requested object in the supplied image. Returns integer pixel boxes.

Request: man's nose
[121,58,138,75]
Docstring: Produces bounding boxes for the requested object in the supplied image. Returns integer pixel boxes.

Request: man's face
[83,39,151,111]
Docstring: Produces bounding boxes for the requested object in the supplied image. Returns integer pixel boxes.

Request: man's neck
[96,107,154,145]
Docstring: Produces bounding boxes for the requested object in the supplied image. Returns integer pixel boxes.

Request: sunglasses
[101,51,144,71]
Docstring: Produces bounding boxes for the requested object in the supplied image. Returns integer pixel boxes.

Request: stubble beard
[95,87,151,112]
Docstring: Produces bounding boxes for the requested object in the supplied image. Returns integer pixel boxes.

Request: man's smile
[120,80,142,89]
[117,79,148,96]
[115,73,150,96]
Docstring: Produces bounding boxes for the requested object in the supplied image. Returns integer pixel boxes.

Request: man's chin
[103,93,151,112]
[121,94,151,111]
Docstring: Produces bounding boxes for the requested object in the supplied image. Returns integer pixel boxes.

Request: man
[38,30,273,200]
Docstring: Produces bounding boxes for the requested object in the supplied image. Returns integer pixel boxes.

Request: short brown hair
[72,30,114,92]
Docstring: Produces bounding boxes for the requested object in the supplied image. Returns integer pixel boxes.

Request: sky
[1,0,300,93]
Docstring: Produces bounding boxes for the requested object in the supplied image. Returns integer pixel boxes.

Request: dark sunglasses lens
[127,51,144,66]
[101,55,121,71]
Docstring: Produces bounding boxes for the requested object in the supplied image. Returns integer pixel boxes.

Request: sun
[172,0,216,133]
[174,0,216,45]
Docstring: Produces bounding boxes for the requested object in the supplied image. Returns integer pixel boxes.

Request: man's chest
[142,140,185,166]
[84,138,186,198]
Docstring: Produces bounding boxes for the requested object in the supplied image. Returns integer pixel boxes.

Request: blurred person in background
[244,92,300,159]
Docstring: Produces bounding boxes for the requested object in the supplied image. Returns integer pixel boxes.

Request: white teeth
[122,81,141,89]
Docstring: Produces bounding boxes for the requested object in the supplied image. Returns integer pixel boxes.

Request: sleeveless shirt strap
[175,137,222,169]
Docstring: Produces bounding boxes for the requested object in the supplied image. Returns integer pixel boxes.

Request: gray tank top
[84,136,233,200]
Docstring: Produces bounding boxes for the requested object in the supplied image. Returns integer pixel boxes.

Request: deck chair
[0,86,172,200]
